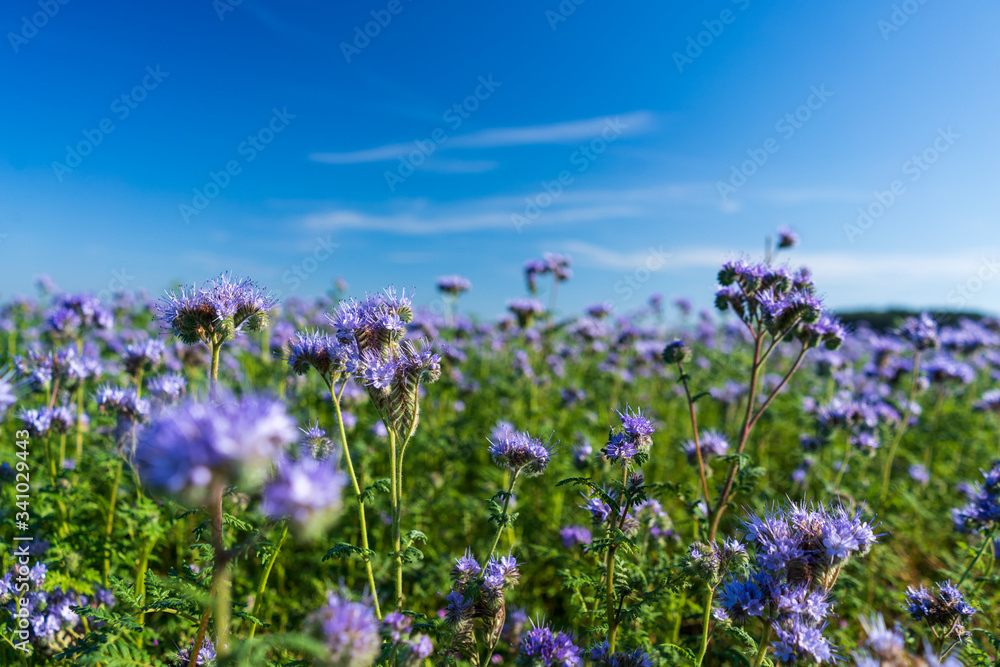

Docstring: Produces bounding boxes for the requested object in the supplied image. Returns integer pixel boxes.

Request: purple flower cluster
[18,404,76,437]
[685,538,748,585]
[436,274,472,296]
[589,641,653,667]
[488,428,553,476]
[134,394,298,505]
[146,372,187,402]
[715,259,837,343]
[682,429,729,465]
[383,611,434,662]
[159,273,276,346]
[95,384,150,421]
[852,614,959,667]
[524,253,572,293]
[173,637,217,665]
[605,406,655,465]
[973,388,1000,414]
[328,288,442,436]
[286,329,358,382]
[896,312,940,351]
[15,344,102,390]
[262,454,346,536]
[905,580,977,638]
[507,298,547,327]
[517,620,583,667]
[0,563,114,647]
[559,525,592,548]
[923,354,976,385]
[306,591,381,667]
[444,550,522,661]
[44,292,113,335]
[952,461,1000,533]
[715,502,880,664]
[121,336,166,376]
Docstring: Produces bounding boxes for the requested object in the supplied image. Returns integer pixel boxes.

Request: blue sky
[2,0,999,318]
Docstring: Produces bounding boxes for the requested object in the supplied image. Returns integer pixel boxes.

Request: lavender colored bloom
[517,621,583,667]
[909,464,930,484]
[905,581,977,626]
[0,372,17,415]
[173,638,218,666]
[682,429,729,464]
[559,525,592,548]
[488,428,552,476]
[146,373,187,401]
[897,312,939,351]
[95,384,151,421]
[605,406,655,464]
[262,454,346,536]
[122,336,166,376]
[924,354,975,385]
[159,273,276,346]
[776,226,799,249]
[287,329,356,380]
[590,642,653,667]
[437,274,472,296]
[135,394,298,505]
[772,617,835,664]
[451,549,482,583]
[507,298,546,326]
[974,388,1000,414]
[306,591,381,667]
[952,461,1000,533]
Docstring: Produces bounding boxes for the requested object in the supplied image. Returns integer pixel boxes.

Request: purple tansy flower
[560,525,592,548]
[262,454,346,536]
[134,394,298,505]
[437,275,472,296]
[897,312,939,351]
[146,373,187,402]
[306,591,381,667]
[776,226,799,249]
[487,428,552,476]
[518,621,583,667]
[682,429,729,464]
[771,617,835,664]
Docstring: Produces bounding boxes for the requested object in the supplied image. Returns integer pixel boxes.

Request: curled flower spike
[590,641,653,667]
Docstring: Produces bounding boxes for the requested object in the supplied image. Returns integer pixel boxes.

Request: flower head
[135,394,298,505]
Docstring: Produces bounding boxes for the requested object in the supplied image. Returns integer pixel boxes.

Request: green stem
[388,428,403,609]
[958,529,996,586]
[209,483,231,656]
[103,460,124,586]
[878,352,921,510]
[484,471,519,565]
[247,521,288,641]
[330,381,382,619]
[695,587,715,667]
[135,536,155,627]
[752,622,772,667]
[209,341,221,394]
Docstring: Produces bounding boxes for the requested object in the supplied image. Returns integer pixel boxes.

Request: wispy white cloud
[555,241,999,302]
[309,111,655,165]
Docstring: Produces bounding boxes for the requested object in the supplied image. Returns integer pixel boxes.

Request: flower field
[1,239,999,666]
